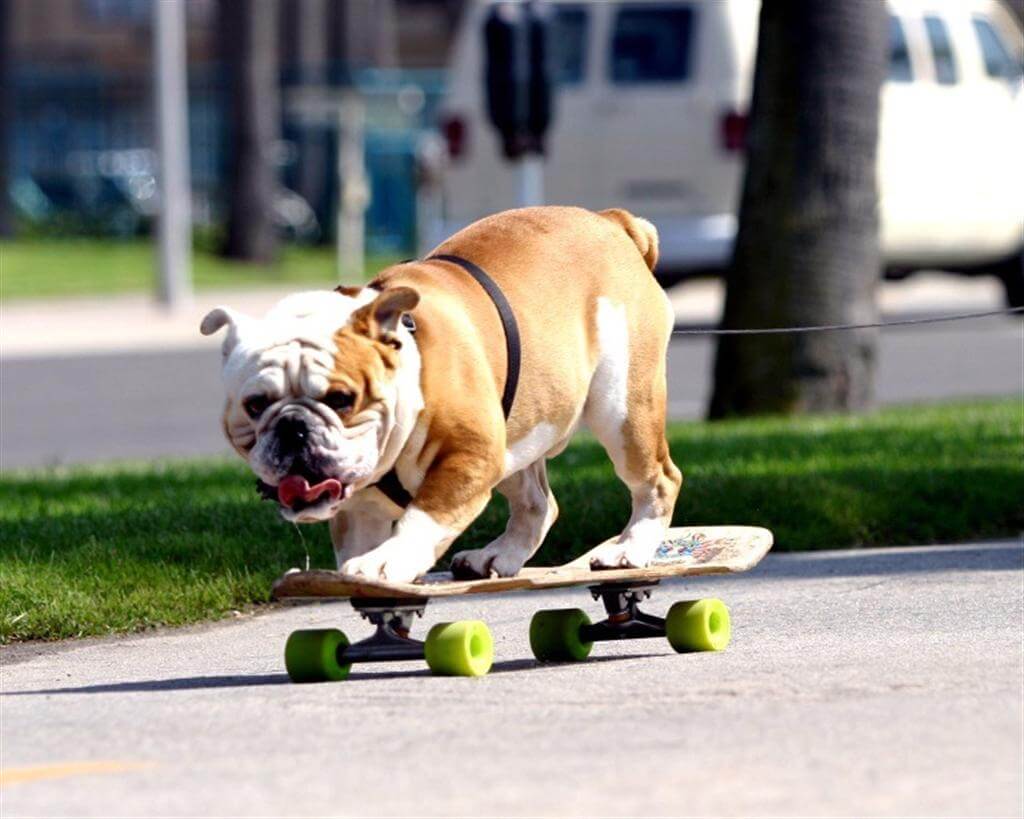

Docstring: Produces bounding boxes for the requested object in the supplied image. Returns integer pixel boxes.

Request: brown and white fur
[201,206,682,582]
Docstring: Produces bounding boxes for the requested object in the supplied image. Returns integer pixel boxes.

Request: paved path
[2,319,1021,468]
[2,272,1020,468]
[1,271,1006,359]
[2,542,1022,817]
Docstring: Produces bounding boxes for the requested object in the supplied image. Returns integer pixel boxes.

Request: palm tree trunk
[333,0,398,70]
[220,0,281,263]
[708,0,887,418]
[287,0,329,214]
[0,0,13,237]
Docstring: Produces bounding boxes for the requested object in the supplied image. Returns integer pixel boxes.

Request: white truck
[438,0,1024,304]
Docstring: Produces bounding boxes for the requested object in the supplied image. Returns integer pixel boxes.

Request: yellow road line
[0,760,153,787]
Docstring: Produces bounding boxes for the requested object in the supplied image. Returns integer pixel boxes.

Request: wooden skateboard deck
[276,525,773,682]
[272,525,773,602]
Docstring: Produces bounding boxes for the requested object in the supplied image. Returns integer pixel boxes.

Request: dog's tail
[599,208,659,272]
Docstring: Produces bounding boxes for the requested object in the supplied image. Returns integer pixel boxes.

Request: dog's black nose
[276,416,308,451]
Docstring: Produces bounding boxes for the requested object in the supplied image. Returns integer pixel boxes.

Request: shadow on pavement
[752,541,1022,581]
[3,673,291,696]
[345,651,666,682]
[4,652,667,695]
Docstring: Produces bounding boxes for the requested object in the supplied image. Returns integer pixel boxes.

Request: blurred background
[1,0,1022,467]
[1,0,454,279]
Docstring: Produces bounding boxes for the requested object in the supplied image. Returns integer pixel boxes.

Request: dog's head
[201,286,421,523]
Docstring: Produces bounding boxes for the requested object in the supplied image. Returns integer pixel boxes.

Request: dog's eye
[323,390,355,414]
[243,395,271,420]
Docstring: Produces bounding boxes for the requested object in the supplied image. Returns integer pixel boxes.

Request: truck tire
[999,251,1024,309]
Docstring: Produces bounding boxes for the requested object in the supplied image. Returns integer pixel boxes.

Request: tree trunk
[286,0,329,216]
[708,0,887,418]
[1003,0,1024,28]
[220,0,280,263]
[329,0,399,70]
[0,0,13,238]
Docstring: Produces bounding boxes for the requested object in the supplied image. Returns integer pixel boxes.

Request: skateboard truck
[580,582,667,642]
[283,598,496,680]
[344,598,428,663]
[528,580,733,662]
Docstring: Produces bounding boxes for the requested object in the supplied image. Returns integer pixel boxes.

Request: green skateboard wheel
[284,628,352,683]
[529,608,594,662]
[424,620,494,677]
[666,599,731,652]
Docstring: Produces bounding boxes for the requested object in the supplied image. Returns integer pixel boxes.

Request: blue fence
[9,64,446,254]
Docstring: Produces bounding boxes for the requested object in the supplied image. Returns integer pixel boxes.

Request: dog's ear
[200,306,251,356]
[351,287,420,349]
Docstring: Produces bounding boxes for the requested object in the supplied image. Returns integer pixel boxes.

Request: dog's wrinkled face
[201,287,420,523]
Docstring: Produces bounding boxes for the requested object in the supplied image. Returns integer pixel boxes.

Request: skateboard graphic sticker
[651,531,738,565]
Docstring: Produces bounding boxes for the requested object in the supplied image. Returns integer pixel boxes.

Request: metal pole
[518,154,544,206]
[153,0,192,309]
[336,90,368,281]
[415,131,445,257]
[514,4,543,208]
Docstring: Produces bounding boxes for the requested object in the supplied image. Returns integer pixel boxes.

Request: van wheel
[999,253,1024,310]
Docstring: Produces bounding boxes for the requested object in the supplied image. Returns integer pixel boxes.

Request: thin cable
[672,305,1024,336]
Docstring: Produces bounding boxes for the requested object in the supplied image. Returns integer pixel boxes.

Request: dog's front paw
[589,521,666,570]
[450,546,525,579]
[588,541,651,571]
[339,541,428,584]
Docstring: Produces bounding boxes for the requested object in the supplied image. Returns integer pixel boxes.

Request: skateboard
[271,525,773,682]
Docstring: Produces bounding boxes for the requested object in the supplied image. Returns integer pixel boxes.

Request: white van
[438,0,1024,304]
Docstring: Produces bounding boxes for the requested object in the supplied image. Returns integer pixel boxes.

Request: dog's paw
[450,546,527,580]
[590,520,666,570]
[341,551,406,583]
[589,547,642,570]
[339,541,427,584]
[588,540,654,571]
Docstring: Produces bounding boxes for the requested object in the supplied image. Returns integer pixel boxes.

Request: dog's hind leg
[449,459,558,578]
[584,297,682,569]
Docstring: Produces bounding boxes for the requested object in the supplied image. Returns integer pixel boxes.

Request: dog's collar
[372,466,413,509]
[367,254,522,510]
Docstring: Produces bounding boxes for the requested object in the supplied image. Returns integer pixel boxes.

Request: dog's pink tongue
[277,475,343,508]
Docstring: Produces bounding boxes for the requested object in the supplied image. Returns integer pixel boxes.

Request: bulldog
[201,206,682,583]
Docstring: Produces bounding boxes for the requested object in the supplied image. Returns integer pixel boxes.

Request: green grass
[0,238,399,300]
[1,399,1021,643]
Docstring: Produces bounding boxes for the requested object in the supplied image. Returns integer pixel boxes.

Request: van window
[888,16,913,82]
[550,6,589,85]
[972,16,1022,80]
[924,16,958,85]
[610,6,695,84]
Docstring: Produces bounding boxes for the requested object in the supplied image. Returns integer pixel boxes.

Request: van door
[881,5,1024,268]
[919,11,984,259]
[879,11,979,266]
[962,11,1024,259]
[878,12,942,266]
[542,3,603,206]
[594,5,708,209]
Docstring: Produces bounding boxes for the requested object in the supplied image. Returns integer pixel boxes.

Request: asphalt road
[2,542,1021,818]
[2,320,1022,468]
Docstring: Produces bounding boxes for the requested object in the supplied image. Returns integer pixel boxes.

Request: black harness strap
[428,253,521,420]
[368,254,522,510]
[373,465,412,509]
